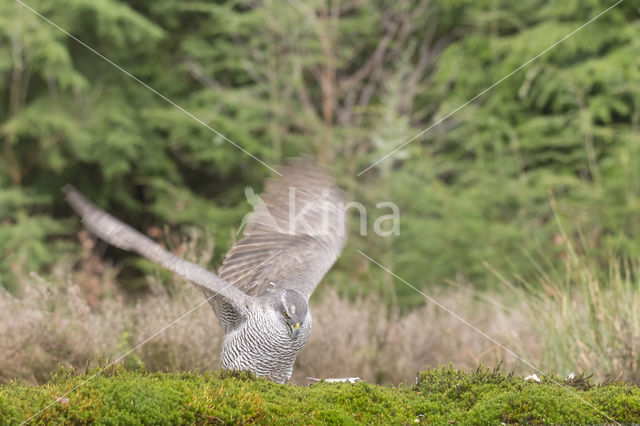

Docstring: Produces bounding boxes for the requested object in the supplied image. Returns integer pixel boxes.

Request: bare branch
[338,21,397,95]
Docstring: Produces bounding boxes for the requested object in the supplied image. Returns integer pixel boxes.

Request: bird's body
[63,158,345,383]
[220,302,312,383]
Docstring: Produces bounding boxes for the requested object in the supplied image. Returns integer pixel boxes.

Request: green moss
[1,366,639,424]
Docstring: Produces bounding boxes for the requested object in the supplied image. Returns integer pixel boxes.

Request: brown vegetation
[1,260,531,385]
[2,249,639,385]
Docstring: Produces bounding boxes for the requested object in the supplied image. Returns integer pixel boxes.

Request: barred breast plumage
[221,305,312,383]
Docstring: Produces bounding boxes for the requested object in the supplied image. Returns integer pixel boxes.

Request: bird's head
[273,289,308,340]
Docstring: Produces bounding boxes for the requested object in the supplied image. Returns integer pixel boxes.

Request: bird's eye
[283,311,290,319]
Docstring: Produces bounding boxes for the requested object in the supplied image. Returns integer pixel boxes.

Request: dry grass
[515,257,640,383]
[0,262,535,386]
[2,231,638,385]
[294,287,532,384]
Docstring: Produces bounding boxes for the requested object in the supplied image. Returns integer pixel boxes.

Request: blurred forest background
[2,0,640,384]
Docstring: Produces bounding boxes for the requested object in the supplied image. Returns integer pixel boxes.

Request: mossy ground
[2,366,639,424]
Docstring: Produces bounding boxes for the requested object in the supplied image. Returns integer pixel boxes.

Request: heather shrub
[0,265,526,385]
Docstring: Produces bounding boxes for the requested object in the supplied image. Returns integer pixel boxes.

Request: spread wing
[63,185,250,313]
[218,158,346,300]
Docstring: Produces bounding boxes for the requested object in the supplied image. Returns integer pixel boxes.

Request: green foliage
[1,0,639,307]
[359,0,640,303]
[2,366,640,424]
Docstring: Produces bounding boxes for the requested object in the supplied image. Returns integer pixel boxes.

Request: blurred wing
[63,185,250,311]
[218,158,347,300]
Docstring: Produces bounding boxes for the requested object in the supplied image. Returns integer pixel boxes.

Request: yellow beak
[290,322,301,340]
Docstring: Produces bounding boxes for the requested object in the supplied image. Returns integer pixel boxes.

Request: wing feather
[219,158,346,299]
[63,185,250,313]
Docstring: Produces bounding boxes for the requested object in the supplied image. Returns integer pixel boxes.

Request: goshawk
[63,159,346,383]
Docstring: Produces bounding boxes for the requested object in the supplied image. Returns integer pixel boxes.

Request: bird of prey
[63,159,346,383]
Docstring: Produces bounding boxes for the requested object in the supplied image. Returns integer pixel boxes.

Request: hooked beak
[289,322,301,340]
